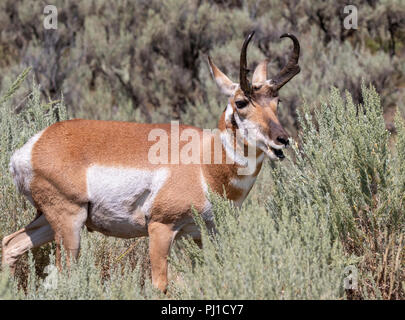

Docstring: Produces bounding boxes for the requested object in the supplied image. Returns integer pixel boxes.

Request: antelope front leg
[148,222,175,293]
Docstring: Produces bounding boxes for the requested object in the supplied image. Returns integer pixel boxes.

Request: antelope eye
[235,100,248,109]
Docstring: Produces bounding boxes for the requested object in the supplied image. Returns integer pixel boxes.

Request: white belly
[86,165,169,238]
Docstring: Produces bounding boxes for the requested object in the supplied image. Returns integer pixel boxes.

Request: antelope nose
[277,136,289,146]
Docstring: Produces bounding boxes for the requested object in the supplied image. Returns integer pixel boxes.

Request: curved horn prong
[240,31,255,95]
[272,33,301,91]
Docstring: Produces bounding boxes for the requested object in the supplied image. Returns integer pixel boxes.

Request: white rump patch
[86,166,169,238]
[9,129,45,204]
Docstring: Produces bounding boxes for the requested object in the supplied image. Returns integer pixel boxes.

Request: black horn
[239,31,255,96]
[272,33,300,91]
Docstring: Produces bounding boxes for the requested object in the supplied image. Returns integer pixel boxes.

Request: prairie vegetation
[0,0,404,299]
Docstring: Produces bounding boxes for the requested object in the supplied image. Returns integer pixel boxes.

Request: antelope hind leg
[1,214,54,273]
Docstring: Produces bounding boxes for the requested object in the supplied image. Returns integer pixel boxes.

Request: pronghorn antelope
[2,31,300,292]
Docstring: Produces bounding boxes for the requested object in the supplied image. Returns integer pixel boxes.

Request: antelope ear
[208,56,238,96]
[252,59,269,84]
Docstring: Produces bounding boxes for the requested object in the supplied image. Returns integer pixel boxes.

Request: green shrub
[265,84,404,299]
[169,190,347,299]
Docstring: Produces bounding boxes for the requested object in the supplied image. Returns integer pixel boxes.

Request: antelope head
[208,31,300,160]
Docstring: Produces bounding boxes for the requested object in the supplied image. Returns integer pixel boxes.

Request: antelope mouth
[270,146,285,159]
[263,143,285,160]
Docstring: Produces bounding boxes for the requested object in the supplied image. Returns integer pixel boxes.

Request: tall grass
[0,72,403,299]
